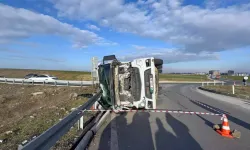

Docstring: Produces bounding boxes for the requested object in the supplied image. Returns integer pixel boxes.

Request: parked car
[28,74,58,82]
[24,74,38,79]
[98,55,163,110]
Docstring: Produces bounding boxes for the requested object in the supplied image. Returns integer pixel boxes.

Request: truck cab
[98,55,163,110]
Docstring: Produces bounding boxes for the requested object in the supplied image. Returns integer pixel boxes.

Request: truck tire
[154,59,163,67]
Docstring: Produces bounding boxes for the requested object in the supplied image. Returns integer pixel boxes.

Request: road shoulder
[196,87,250,111]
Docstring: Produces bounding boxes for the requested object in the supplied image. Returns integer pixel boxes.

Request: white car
[28,74,58,82]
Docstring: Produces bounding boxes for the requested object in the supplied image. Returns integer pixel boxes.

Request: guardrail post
[22,80,24,85]
[54,81,57,86]
[43,81,45,86]
[207,82,209,85]
[5,79,7,84]
[13,79,15,84]
[202,82,204,86]
[81,81,82,87]
[232,85,235,94]
[67,81,69,86]
[32,80,34,85]
[78,116,84,130]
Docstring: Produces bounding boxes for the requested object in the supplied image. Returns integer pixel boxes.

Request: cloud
[51,0,250,53]
[97,41,118,46]
[39,58,65,63]
[12,41,40,48]
[118,46,219,64]
[0,4,113,48]
[0,48,21,53]
[2,55,66,63]
[131,45,147,50]
[86,24,100,31]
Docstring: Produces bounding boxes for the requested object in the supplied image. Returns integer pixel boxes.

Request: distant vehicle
[216,75,221,79]
[98,55,163,110]
[24,74,38,79]
[28,74,58,82]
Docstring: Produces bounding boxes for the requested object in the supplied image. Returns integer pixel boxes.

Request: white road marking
[110,113,119,150]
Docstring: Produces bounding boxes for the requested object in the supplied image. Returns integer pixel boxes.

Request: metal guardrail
[0,78,98,87]
[1,78,222,86]
[201,81,225,86]
[21,91,102,150]
[160,81,225,84]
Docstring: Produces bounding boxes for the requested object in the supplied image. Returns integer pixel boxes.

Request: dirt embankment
[0,84,96,150]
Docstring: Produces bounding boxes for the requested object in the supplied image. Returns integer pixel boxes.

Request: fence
[201,80,225,86]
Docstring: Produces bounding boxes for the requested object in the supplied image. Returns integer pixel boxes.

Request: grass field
[1,69,210,81]
[0,84,96,150]
[0,69,91,81]
[201,85,250,100]
[159,74,209,81]
[222,75,247,81]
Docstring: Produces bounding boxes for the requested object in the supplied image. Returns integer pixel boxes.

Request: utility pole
[91,57,99,87]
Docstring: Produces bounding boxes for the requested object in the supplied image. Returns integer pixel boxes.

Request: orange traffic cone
[216,115,233,138]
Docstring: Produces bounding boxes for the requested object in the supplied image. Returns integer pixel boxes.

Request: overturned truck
[98,55,163,110]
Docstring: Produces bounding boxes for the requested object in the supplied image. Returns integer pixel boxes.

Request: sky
[1,0,250,73]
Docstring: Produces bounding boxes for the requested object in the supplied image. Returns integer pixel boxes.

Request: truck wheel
[154,59,163,66]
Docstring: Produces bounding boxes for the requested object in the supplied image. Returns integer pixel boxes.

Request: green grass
[159,74,209,81]
[202,85,250,100]
[221,75,246,81]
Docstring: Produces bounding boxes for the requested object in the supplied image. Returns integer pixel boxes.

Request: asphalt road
[88,84,250,150]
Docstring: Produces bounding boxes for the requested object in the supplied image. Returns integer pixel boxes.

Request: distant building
[237,73,249,76]
[209,70,220,75]
[195,72,206,75]
[228,70,234,76]
[209,70,220,79]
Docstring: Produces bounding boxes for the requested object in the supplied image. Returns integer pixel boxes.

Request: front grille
[131,67,141,101]
[144,68,152,99]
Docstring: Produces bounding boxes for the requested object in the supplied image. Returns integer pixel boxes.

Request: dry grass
[0,84,96,150]
[160,74,209,81]
[1,69,212,82]
[202,85,250,100]
[222,75,246,81]
[0,69,92,81]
